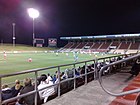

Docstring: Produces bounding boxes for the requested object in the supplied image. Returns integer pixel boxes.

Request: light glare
[27,8,39,19]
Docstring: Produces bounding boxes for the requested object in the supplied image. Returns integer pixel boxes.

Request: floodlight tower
[12,23,16,47]
[27,8,39,47]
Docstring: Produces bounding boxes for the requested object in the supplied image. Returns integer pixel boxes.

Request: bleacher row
[60,42,140,54]
[109,73,140,105]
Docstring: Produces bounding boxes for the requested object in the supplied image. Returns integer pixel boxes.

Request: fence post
[103,58,105,63]
[0,77,2,105]
[34,71,38,105]
[94,58,98,80]
[58,66,61,97]
[73,64,76,90]
[85,62,87,84]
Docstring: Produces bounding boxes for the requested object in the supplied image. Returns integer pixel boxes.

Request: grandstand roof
[60,33,140,40]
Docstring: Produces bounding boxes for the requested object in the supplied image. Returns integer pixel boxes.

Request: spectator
[66,69,74,78]
[64,69,68,79]
[1,84,13,101]
[46,73,52,83]
[130,58,140,76]
[61,72,67,80]
[41,74,47,79]
[17,78,41,105]
[38,76,55,103]
[52,74,57,83]
[55,71,58,78]
[116,56,122,69]
[74,69,80,77]
[11,80,23,97]
[2,84,10,91]
[37,74,47,85]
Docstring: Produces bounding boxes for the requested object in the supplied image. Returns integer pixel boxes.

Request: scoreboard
[34,38,44,47]
[48,38,57,47]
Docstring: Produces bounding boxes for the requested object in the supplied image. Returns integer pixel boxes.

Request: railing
[99,53,140,96]
[0,54,135,105]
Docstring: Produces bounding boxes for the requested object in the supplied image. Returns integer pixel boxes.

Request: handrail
[98,53,140,96]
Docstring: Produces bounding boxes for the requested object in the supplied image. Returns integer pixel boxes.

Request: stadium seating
[91,42,101,49]
[70,42,80,49]
[99,42,111,49]
[113,42,129,54]
[63,42,74,49]
[109,73,140,105]
[86,42,94,48]
[129,42,140,50]
[60,40,140,54]
[119,42,131,49]
[126,42,140,54]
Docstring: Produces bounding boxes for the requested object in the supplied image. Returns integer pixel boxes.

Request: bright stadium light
[27,8,39,19]
[27,8,39,47]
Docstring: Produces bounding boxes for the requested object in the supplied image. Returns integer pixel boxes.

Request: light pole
[27,8,39,47]
[12,23,16,47]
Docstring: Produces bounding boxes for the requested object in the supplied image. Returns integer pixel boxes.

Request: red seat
[109,74,140,105]
[123,85,138,91]
[109,98,135,105]
[117,93,138,101]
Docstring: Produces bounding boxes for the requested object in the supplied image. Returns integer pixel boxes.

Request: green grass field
[0,44,118,84]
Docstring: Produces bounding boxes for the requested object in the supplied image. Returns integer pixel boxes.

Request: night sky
[0,0,140,47]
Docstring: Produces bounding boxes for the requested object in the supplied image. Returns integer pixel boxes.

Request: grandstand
[60,33,140,54]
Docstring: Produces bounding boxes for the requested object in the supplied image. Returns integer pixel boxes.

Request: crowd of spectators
[1,54,136,105]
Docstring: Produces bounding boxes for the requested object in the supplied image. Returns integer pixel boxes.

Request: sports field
[0,52,117,84]
[0,45,118,84]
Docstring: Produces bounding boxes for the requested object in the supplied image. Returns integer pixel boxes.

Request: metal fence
[0,54,135,105]
[99,53,140,96]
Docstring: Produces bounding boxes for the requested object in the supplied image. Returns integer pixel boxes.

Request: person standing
[3,51,7,59]
[73,51,78,62]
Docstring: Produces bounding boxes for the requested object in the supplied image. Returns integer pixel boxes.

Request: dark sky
[0,0,140,46]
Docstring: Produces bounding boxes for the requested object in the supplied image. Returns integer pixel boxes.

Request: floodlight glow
[27,8,40,46]
[27,8,39,19]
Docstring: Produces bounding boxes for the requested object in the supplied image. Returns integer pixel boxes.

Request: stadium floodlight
[27,8,39,47]
[12,23,16,47]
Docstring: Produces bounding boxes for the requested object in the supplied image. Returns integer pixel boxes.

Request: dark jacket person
[18,78,41,105]
[131,59,140,76]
